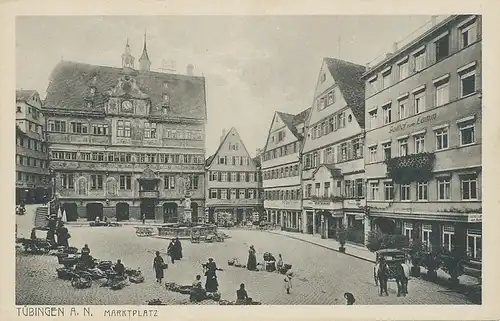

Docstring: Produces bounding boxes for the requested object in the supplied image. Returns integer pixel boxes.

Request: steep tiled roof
[44,61,206,120]
[324,58,366,128]
[276,106,311,140]
[16,90,37,102]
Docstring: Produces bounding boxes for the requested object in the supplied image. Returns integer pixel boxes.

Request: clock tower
[121,38,135,69]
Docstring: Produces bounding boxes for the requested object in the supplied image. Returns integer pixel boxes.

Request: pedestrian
[276,253,284,272]
[56,221,70,247]
[284,271,293,294]
[142,213,146,225]
[377,257,389,296]
[190,275,205,302]
[167,239,176,264]
[344,292,355,305]
[114,259,125,277]
[236,283,249,304]
[30,228,37,240]
[204,258,222,292]
[174,237,183,260]
[153,251,167,284]
[81,244,92,267]
[247,245,257,271]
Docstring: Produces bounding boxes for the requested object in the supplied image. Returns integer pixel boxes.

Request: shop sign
[389,112,437,133]
[467,213,482,223]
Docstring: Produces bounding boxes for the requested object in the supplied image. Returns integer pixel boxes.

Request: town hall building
[42,35,207,222]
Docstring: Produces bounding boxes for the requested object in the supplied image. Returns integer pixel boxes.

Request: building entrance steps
[266,229,480,289]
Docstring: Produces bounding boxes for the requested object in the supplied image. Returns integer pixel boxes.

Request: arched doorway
[140,200,156,220]
[86,203,103,221]
[61,203,78,222]
[116,203,130,221]
[163,203,178,223]
[191,202,199,223]
[373,217,397,234]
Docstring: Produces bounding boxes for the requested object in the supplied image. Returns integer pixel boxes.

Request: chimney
[186,64,194,76]
[392,42,398,53]
[431,15,438,27]
[220,128,226,144]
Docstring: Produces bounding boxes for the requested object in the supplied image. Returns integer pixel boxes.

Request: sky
[16,15,442,157]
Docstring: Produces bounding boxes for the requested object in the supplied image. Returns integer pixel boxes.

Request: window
[305,184,312,198]
[230,189,237,200]
[414,91,426,114]
[460,69,476,97]
[461,174,478,200]
[144,122,157,138]
[414,51,426,72]
[221,172,227,182]
[398,138,408,156]
[119,175,132,190]
[50,120,67,133]
[239,189,246,199]
[459,121,475,146]
[369,182,379,200]
[400,184,411,201]
[221,189,228,199]
[338,112,345,129]
[369,109,378,129]
[437,177,451,200]
[117,120,131,137]
[369,146,377,163]
[435,127,449,150]
[382,142,391,160]
[399,60,409,80]
[189,176,200,190]
[414,134,425,153]
[398,99,409,120]
[70,122,88,134]
[404,222,413,242]
[435,82,450,106]
[422,224,432,249]
[340,143,347,162]
[382,103,392,124]
[382,70,392,89]
[210,189,217,199]
[324,182,330,197]
[417,182,428,200]
[352,139,362,158]
[231,172,237,182]
[92,124,108,135]
[384,182,394,201]
[248,189,255,199]
[368,78,378,95]
[327,91,335,105]
[467,229,481,260]
[442,225,455,251]
[61,173,74,189]
[312,151,319,167]
[319,97,326,110]
[91,174,103,189]
[355,179,364,198]
[315,183,320,197]
[164,176,176,190]
[435,34,449,61]
[460,20,477,49]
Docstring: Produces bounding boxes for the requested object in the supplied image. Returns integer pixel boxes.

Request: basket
[71,276,92,289]
[129,275,145,283]
[56,267,74,280]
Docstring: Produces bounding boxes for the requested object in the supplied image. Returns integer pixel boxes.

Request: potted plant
[337,226,348,253]
[421,246,442,281]
[366,229,384,253]
[408,240,425,277]
[440,247,466,287]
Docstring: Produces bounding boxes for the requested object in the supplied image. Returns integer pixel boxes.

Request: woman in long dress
[247,245,257,271]
[153,251,166,284]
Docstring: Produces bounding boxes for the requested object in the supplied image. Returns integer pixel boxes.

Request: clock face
[121,100,133,112]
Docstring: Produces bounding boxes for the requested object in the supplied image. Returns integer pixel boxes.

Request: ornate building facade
[301,58,366,241]
[16,90,51,204]
[43,37,207,222]
[261,108,310,231]
[362,15,482,268]
[205,128,263,225]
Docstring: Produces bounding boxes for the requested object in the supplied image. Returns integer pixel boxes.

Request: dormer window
[86,101,93,108]
[89,87,96,96]
[163,94,170,106]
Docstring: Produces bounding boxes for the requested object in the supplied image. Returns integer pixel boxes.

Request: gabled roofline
[206,127,256,168]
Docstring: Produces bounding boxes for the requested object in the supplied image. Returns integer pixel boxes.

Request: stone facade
[16,90,51,204]
[205,127,263,224]
[42,40,207,222]
[362,15,482,263]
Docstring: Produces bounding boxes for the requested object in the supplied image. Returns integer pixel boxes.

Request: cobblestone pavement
[16,207,472,305]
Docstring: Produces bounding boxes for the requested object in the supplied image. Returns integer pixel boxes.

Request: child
[276,254,284,272]
[284,271,293,294]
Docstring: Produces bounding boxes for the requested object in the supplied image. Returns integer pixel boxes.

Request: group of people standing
[152,238,184,284]
[36,214,70,248]
[167,238,183,264]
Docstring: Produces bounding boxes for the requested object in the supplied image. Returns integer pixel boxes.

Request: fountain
[156,175,217,239]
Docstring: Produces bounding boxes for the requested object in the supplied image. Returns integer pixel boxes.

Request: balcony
[385,152,435,184]
[139,190,159,199]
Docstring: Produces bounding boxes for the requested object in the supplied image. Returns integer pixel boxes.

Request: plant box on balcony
[385,152,436,184]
